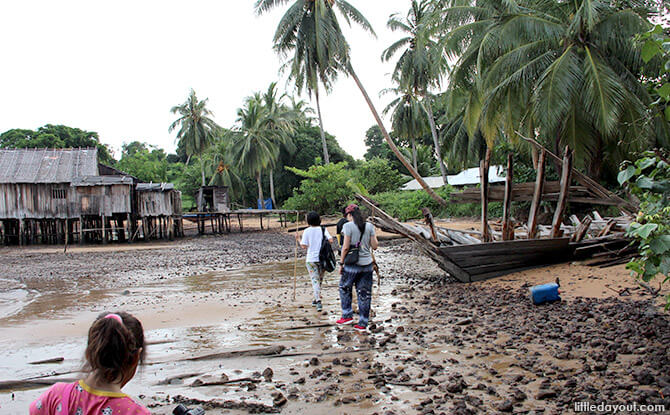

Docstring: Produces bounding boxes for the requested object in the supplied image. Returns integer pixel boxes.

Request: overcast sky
[0,0,411,160]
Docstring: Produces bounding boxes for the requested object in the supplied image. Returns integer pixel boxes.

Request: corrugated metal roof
[71,176,134,186]
[0,148,99,184]
[136,183,175,192]
[401,166,506,191]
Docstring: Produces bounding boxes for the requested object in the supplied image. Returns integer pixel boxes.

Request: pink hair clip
[104,313,123,324]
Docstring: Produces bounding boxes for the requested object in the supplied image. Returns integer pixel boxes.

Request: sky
[0,0,411,160]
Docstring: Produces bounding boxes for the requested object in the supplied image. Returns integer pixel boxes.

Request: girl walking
[299,211,333,312]
[338,204,378,332]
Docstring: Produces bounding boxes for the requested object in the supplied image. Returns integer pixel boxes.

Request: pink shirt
[29,380,150,415]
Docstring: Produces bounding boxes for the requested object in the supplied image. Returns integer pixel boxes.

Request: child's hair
[84,311,146,384]
[341,207,347,217]
[306,211,321,226]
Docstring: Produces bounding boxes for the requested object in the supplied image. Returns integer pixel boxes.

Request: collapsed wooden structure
[357,142,638,282]
[0,148,183,245]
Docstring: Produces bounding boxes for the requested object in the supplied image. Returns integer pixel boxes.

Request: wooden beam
[527,149,546,239]
[571,216,592,242]
[551,148,573,238]
[480,148,493,242]
[518,134,637,212]
[421,207,439,242]
[502,153,514,240]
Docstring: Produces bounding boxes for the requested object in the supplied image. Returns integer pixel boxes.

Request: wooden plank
[551,148,573,238]
[527,149,546,239]
[456,252,556,268]
[571,216,592,242]
[439,237,570,257]
[480,148,492,242]
[356,194,472,282]
[502,153,514,240]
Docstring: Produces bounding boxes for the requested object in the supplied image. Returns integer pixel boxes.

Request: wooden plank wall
[138,190,176,217]
[0,183,74,219]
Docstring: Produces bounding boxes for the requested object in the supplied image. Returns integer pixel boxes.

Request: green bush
[283,162,354,214]
[354,158,408,194]
[619,151,670,309]
[372,187,502,221]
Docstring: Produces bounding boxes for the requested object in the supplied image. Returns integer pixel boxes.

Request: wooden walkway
[182,209,304,235]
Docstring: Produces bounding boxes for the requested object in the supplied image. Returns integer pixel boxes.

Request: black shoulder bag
[343,224,367,265]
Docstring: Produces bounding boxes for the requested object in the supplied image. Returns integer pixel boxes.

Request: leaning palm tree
[257,0,449,206]
[169,89,222,188]
[229,94,282,209]
[383,0,449,184]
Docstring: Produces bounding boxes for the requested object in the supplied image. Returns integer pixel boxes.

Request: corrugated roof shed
[401,166,506,191]
[0,148,99,184]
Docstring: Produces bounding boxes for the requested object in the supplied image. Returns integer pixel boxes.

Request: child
[30,311,150,415]
[299,211,333,312]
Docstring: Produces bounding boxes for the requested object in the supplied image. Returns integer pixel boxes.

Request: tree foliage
[0,124,114,165]
[619,150,670,308]
[354,158,407,194]
[117,141,172,183]
[283,162,354,214]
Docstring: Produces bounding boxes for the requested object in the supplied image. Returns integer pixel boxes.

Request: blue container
[530,283,560,305]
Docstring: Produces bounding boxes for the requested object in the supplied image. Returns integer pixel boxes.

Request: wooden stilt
[102,217,108,244]
[551,148,573,238]
[238,214,243,232]
[502,153,514,241]
[480,148,493,242]
[19,219,24,246]
[527,150,546,239]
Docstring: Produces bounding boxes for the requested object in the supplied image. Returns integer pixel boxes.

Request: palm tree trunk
[424,102,448,185]
[411,138,418,172]
[269,169,277,209]
[314,87,330,164]
[256,171,265,210]
[200,157,206,186]
[348,66,448,207]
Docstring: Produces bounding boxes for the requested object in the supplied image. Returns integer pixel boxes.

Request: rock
[272,392,287,406]
[537,389,557,400]
[635,369,654,385]
[263,367,274,382]
[309,357,320,366]
[498,400,514,412]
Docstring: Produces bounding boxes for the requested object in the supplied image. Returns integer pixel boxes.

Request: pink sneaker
[336,317,354,325]
[353,325,367,332]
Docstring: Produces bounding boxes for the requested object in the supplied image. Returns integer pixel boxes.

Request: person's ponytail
[351,207,366,234]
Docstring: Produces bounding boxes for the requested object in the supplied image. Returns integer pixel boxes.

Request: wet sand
[0,228,668,414]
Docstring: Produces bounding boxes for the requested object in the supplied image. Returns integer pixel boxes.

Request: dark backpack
[319,226,337,273]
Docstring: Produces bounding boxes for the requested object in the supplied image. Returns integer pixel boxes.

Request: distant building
[401,166,506,191]
[0,148,182,245]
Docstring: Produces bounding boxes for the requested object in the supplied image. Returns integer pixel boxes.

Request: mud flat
[0,233,668,414]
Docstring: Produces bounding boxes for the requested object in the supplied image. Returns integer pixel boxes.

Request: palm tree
[262,82,296,208]
[382,88,430,171]
[229,93,290,209]
[169,89,222,210]
[258,0,355,164]
[383,0,449,184]
[257,0,449,206]
[432,0,664,180]
[206,138,243,201]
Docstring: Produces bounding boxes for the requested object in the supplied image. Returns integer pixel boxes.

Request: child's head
[306,211,321,226]
[84,311,146,385]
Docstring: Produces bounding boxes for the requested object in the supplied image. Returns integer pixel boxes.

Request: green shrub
[354,158,407,194]
[283,162,354,214]
[371,187,502,221]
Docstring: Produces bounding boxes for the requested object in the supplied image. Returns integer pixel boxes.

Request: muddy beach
[0,229,668,414]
